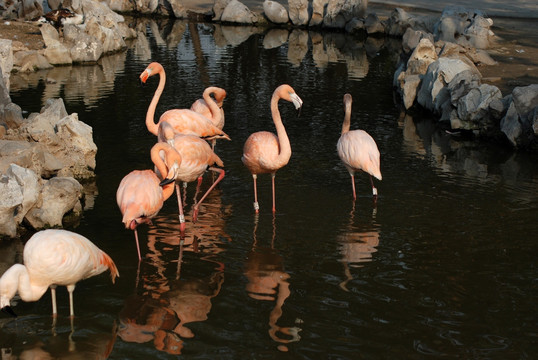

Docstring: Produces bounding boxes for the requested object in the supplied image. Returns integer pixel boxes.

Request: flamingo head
[0,266,21,317]
[140,62,162,84]
[275,84,303,116]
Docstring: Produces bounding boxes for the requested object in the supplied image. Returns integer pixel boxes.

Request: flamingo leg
[351,174,357,201]
[67,284,76,318]
[193,167,225,223]
[134,228,141,261]
[370,175,378,197]
[271,173,276,213]
[175,183,186,238]
[50,285,58,317]
[252,174,259,213]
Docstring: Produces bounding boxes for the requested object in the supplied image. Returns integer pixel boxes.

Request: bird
[241,84,303,213]
[337,93,382,201]
[158,127,225,233]
[190,86,227,149]
[117,142,181,260]
[35,8,84,30]
[139,62,231,143]
[0,229,119,318]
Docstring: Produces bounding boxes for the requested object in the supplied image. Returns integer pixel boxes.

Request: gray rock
[402,28,434,54]
[25,176,83,229]
[1,102,24,129]
[6,164,41,224]
[453,84,502,129]
[288,0,309,26]
[0,39,13,91]
[213,0,233,21]
[0,174,23,237]
[18,0,43,19]
[263,0,289,24]
[406,38,437,75]
[309,0,328,27]
[221,0,258,24]
[324,0,363,29]
[365,13,384,34]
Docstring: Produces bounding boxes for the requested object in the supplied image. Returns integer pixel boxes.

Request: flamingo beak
[140,68,151,84]
[290,93,303,117]
[160,177,175,186]
[1,306,17,317]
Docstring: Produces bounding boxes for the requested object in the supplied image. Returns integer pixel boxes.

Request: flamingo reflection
[118,187,229,355]
[244,215,301,351]
[336,203,380,291]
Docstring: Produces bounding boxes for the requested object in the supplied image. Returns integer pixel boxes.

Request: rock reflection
[214,25,263,47]
[336,204,380,291]
[0,320,117,359]
[244,216,301,351]
[263,28,289,49]
[118,185,229,355]
[287,30,308,67]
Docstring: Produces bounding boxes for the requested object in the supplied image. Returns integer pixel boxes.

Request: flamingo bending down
[139,62,231,143]
[0,229,119,317]
[190,86,227,149]
[241,84,303,213]
[158,130,225,230]
[337,93,382,200]
[117,142,181,260]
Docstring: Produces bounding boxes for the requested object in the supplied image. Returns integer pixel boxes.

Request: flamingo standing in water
[337,93,382,200]
[241,84,303,213]
[190,86,227,149]
[139,62,230,143]
[117,142,181,260]
[0,229,119,318]
[159,126,225,231]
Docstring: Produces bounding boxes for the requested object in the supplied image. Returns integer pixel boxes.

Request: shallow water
[2,18,538,359]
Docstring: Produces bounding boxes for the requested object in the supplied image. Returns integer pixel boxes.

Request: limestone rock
[288,0,309,27]
[263,0,288,24]
[220,0,258,24]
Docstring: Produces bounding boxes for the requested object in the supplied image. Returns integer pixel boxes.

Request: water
[2,17,538,359]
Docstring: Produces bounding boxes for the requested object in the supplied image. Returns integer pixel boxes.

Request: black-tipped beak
[159,178,175,186]
[2,306,17,317]
[297,106,302,118]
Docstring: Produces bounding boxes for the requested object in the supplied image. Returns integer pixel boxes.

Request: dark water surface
[2,18,537,359]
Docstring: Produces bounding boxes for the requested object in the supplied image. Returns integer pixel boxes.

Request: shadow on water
[3,15,538,359]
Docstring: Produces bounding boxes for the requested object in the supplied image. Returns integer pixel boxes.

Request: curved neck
[150,142,180,201]
[146,68,165,136]
[204,87,222,126]
[341,99,352,135]
[271,93,291,166]
[1,264,48,302]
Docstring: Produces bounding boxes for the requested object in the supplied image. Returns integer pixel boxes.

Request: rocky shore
[0,0,537,238]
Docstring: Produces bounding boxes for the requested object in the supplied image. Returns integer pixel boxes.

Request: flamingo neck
[271,94,291,167]
[341,100,351,135]
[146,68,166,136]
[0,264,48,303]
[204,87,222,127]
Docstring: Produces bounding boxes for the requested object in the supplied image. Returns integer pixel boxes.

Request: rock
[287,29,308,66]
[213,0,233,21]
[134,0,159,14]
[25,176,83,229]
[169,0,189,18]
[402,28,434,54]
[85,17,126,54]
[401,74,422,109]
[16,51,54,72]
[0,39,13,91]
[6,164,41,224]
[324,0,363,29]
[447,69,482,104]
[0,140,62,178]
[263,0,288,24]
[500,85,538,147]
[1,102,24,129]
[406,38,438,75]
[345,18,365,34]
[220,0,258,24]
[417,57,480,114]
[365,13,384,35]
[452,84,502,130]
[18,0,43,20]
[0,67,10,107]
[63,24,104,63]
[309,0,327,27]
[288,0,309,27]
[0,174,23,238]
[40,23,73,65]
[434,6,494,49]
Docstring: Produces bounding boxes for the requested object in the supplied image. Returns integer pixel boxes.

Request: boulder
[324,0,365,29]
[220,0,258,24]
[309,0,327,27]
[6,164,41,224]
[0,39,13,91]
[25,176,83,229]
[364,13,384,34]
[500,84,538,147]
[434,6,494,49]
[18,0,43,20]
[402,28,434,54]
[288,0,309,27]
[0,174,23,238]
[263,0,288,24]
[452,84,502,130]
[213,0,233,21]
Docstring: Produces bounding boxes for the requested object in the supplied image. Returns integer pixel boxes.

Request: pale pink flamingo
[337,93,382,200]
[241,84,303,213]
[139,62,230,143]
[116,142,181,260]
[0,229,119,318]
[158,129,225,232]
[190,86,227,149]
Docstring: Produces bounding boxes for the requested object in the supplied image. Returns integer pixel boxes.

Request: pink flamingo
[116,142,181,260]
[159,128,225,230]
[190,86,227,149]
[139,62,230,143]
[337,93,382,200]
[241,84,303,213]
[0,229,119,318]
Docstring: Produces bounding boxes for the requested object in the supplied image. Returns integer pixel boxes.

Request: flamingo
[117,142,181,260]
[158,128,225,231]
[241,84,303,213]
[337,93,382,201]
[0,229,119,318]
[190,86,227,149]
[139,62,231,143]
